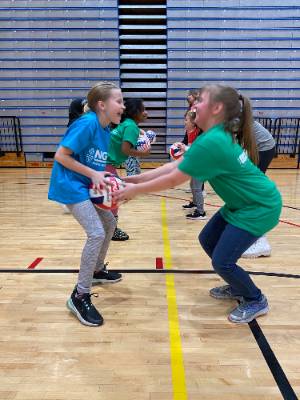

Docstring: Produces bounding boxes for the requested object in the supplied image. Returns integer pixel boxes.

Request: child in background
[48,82,124,327]
[181,111,207,220]
[241,120,276,258]
[106,98,151,241]
[67,97,87,127]
[124,128,147,176]
[182,89,206,196]
[113,84,282,324]
[182,89,200,146]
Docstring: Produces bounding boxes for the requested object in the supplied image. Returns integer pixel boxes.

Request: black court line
[249,319,298,400]
[14,182,47,186]
[0,268,300,279]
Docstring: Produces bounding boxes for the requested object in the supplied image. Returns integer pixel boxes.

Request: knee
[111,215,117,231]
[198,231,208,252]
[88,227,105,243]
[211,255,234,275]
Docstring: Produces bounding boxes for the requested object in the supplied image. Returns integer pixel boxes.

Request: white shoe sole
[228,306,269,324]
[92,277,122,285]
[66,298,102,327]
[186,216,207,220]
[241,251,271,259]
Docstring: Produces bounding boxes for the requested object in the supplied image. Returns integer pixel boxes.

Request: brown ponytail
[236,95,259,165]
[200,84,259,165]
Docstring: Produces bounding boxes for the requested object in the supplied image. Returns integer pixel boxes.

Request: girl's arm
[124,159,180,184]
[55,146,110,191]
[121,141,150,158]
[113,167,189,202]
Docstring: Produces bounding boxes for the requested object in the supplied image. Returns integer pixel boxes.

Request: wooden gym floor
[0,168,299,400]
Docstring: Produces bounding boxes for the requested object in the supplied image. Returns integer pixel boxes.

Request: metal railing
[0,116,23,155]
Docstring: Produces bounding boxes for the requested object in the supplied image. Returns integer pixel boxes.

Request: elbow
[54,151,61,163]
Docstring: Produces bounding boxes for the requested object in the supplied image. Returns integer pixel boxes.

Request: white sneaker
[241,236,271,259]
[60,204,71,214]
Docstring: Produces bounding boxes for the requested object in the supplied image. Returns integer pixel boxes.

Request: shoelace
[102,262,109,273]
[238,299,263,312]
[81,292,98,310]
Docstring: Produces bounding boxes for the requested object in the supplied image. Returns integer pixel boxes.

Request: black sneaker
[182,201,196,209]
[111,227,129,241]
[66,287,103,327]
[93,263,122,284]
[186,210,207,220]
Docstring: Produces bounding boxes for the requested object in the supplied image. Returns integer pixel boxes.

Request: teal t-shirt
[107,118,140,166]
[178,124,282,236]
[48,111,110,204]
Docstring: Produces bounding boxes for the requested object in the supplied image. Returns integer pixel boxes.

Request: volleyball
[145,130,156,144]
[89,176,124,210]
[136,134,150,151]
[169,143,184,160]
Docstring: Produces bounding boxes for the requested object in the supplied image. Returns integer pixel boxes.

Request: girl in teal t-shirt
[48,82,125,327]
[113,84,282,325]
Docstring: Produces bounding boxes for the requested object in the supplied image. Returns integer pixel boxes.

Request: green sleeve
[178,141,223,182]
[122,124,140,147]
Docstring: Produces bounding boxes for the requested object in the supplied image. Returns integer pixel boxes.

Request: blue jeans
[199,211,262,301]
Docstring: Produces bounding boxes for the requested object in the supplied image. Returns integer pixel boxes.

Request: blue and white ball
[145,130,156,144]
[89,176,124,210]
[136,134,150,151]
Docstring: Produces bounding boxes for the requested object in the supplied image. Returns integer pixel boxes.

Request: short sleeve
[178,140,223,182]
[122,123,140,146]
[61,117,95,154]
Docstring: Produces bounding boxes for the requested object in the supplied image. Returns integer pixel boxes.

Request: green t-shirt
[107,118,140,166]
[178,124,282,236]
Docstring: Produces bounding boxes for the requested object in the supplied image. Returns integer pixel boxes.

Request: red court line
[150,194,300,228]
[156,257,164,270]
[279,219,300,228]
[27,257,43,270]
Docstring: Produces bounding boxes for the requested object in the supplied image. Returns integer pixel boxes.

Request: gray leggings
[67,200,117,294]
[190,177,204,213]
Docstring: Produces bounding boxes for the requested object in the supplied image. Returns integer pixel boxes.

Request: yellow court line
[161,199,188,400]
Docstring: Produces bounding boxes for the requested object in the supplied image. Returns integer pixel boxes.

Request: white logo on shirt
[86,148,95,163]
[86,147,107,165]
[238,150,248,165]
[94,149,107,162]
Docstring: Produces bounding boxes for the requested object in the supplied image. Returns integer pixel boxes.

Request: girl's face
[193,90,216,131]
[187,94,196,107]
[184,115,196,132]
[135,106,148,124]
[99,89,125,126]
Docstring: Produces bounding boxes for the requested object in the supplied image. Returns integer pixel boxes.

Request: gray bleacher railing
[0,0,119,158]
[0,116,23,154]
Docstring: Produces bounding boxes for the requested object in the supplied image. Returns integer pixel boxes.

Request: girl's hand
[175,142,188,153]
[112,182,139,203]
[90,171,112,192]
[140,142,151,155]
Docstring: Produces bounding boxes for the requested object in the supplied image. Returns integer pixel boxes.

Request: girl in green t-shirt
[106,98,151,241]
[112,84,282,324]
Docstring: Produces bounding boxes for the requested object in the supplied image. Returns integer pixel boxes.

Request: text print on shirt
[238,150,248,165]
[86,148,108,167]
